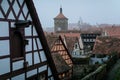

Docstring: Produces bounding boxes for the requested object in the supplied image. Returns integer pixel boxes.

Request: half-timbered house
[0,0,59,80]
[81,31,101,54]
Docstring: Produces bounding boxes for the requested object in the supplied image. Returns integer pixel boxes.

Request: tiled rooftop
[52,53,71,73]
[104,26,120,38]
[65,36,79,53]
[54,13,68,19]
[93,36,120,54]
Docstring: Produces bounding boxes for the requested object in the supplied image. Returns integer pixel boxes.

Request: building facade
[81,31,101,53]
[64,36,84,58]
[0,0,59,80]
[54,7,68,32]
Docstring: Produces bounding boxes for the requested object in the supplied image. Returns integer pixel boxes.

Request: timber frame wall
[0,0,59,80]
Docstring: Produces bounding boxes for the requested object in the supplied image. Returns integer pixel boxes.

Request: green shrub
[114,67,120,80]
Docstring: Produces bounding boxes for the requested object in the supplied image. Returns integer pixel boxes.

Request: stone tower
[54,7,68,32]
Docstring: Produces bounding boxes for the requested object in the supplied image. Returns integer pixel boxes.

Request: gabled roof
[46,35,73,64]
[54,13,68,19]
[25,0,59,79]
[93,36,120,54]
[45,32,81,53]
[65,36,80,53]
[54,7,68,19]
[46,35,73,79]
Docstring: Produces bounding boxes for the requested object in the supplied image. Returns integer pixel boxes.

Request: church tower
[54,7,68,32]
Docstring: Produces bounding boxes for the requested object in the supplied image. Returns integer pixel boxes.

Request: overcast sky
[33,0,120,28]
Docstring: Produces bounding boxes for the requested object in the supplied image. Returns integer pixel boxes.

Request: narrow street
[106,59,120,80]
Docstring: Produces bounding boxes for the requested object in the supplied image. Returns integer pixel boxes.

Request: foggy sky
[33,0,120,28]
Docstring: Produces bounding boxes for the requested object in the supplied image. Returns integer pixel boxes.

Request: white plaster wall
[0,10,4,18]
[18,13,24,21]
[11,74,25,80]
[33,26,38,36]
[13,60,24,71]
[79,36,84,49]
[1,0,9,15]
[39,65,47,73]
[33,39,37,50]
[25,39,32,51]
[26,53,32,66]
[63,37,67,47]
[22,3,28,17]
[48,67,52,76]
[0,40,9,56]
[40,51,47,62]
[0,58,10,75]
[10,22,16,28]
[36,38,43,49]
[18,0,24,6]
[13,0,20,16]
[34,52,40,64]
[0,21,9,37]
[8,11,15,19]
[27,69,37,78]
[27,14,32,21]
[25,27,32,36]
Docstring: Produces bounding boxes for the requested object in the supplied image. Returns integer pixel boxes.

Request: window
[93,39,95,42]
[58,27,61,31]
[90,39,92,42]
[87,39,89,42]
[75,44,77,49]
[10,28,24,60]
[84,39,86,42]
[74,52,76,55]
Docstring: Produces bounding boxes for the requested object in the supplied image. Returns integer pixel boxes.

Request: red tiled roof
[104,26,120,38]
[58,32,80,39]
[93,36,120,54]
[54,13,68,19]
